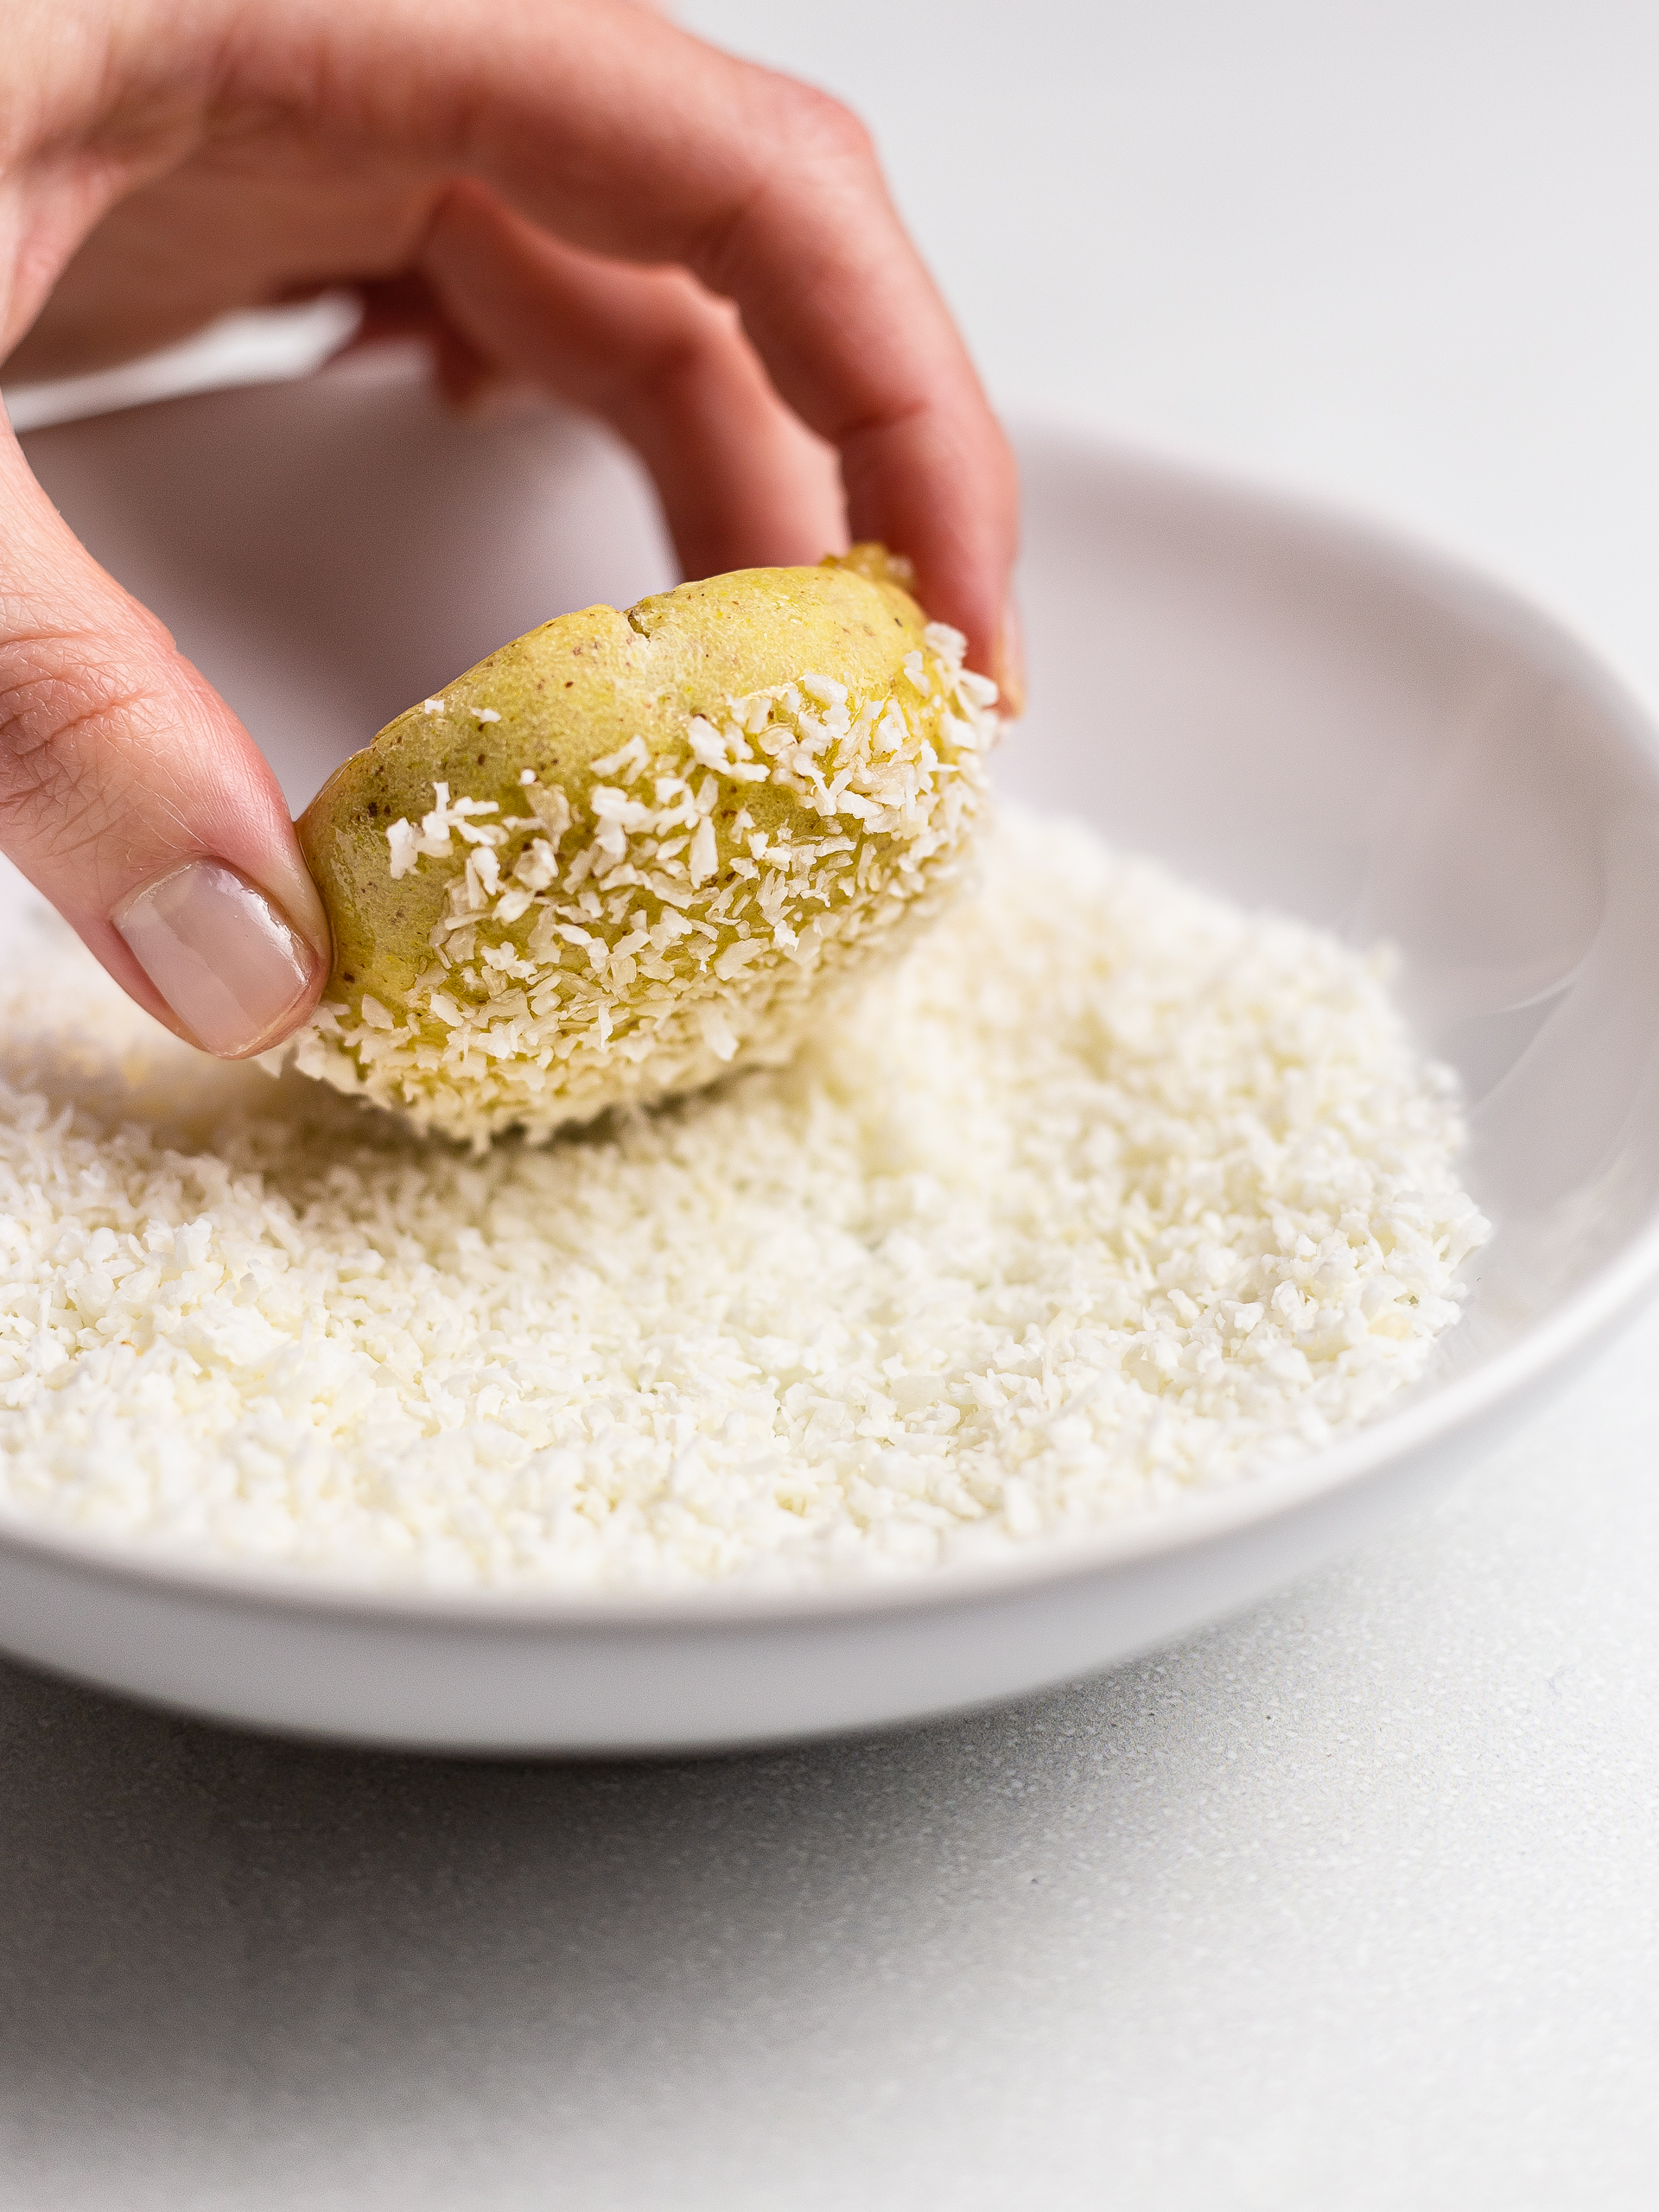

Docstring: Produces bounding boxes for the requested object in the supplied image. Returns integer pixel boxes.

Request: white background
[3,3,1657,2204]
[685,0,1659,713]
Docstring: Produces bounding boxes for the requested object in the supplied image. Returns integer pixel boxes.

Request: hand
[0,0,1019,1058]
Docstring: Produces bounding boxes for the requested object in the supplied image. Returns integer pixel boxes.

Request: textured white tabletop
[3,3,1656,2204]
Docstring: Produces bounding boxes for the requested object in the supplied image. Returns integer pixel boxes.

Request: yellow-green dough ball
[290,547,999,1144]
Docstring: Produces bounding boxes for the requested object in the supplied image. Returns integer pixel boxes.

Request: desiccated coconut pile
[0,811,1488,1591]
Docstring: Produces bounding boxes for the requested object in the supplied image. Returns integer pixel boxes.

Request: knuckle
[0,629,156,862]
[696,76,881,294]
[639,289,742,394]
[765,78,875,173]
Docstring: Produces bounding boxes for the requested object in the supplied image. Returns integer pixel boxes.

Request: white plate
[5,354,1659,1753]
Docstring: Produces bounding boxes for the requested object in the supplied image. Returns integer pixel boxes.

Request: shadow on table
[0,1614,1325,2205]
[0,1649,1228,2015]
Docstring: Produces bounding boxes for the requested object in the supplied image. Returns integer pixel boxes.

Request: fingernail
[114,860,320,1058]
[995,597,1027,720]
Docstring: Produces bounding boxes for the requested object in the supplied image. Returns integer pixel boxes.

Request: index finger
[279,0,1020,683]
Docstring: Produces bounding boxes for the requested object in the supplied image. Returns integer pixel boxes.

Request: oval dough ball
[291,547,999,1144]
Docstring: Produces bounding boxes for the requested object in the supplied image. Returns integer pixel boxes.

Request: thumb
[0,423,330,1057]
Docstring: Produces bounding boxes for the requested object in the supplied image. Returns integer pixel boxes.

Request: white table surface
[3,3,1656,2204]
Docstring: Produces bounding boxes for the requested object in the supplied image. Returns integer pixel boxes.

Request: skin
[0,0,1020,1053]
[298,551,931,1013]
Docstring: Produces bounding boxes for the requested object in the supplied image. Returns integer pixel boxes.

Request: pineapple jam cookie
[289,547,1000,1144]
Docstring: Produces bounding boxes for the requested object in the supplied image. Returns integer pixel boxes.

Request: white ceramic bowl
[6,356,1659,1753]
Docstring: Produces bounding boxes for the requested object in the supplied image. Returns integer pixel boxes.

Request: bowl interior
[19,356,1659,1413]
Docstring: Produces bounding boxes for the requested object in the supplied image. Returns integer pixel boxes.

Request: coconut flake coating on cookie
[291,548,998,1145]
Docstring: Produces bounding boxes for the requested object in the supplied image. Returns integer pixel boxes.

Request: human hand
[0,0,1018,1058]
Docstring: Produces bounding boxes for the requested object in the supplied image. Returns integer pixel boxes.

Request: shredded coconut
[286,621,996,1147]
[0,811,1488,1592]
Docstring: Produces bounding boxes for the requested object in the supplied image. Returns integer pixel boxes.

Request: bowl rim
[5,416,1659,1635]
